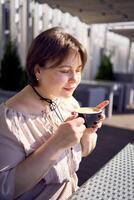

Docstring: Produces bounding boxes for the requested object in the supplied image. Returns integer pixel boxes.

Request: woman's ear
[34,64,41,80]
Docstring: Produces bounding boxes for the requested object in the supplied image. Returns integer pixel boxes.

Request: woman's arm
[14,115,85,198]
[80,130,98,157]
[14,131,65,198]
[80,112,105,157]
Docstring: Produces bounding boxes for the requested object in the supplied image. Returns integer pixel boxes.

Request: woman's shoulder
[0,103,20,141]
[4,86,41,116]
[5,87,28,112]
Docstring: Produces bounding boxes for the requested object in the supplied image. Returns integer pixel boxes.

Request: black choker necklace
[31,85,53,104]
[31,85,64,122]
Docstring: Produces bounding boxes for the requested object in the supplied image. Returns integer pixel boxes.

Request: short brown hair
[26,27,87,86]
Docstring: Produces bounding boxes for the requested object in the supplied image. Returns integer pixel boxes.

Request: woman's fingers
[64,112,78,122]
[94,113,106,128]
[98,112,105,121]
[86,112,106,131]
[96,100,109,110]
[92,101,109,129]
[86,125,98,133]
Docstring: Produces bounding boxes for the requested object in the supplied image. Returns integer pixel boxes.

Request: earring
[36,77,39,81]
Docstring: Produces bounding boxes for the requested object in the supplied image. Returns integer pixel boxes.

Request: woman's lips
[64,87,75,91]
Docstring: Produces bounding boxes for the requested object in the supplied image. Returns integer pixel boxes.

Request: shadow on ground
[77,125,134,186]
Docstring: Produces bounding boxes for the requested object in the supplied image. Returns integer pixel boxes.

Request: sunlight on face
[36,49,83,99]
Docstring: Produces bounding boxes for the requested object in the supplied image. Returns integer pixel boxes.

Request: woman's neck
[30,85,57,101]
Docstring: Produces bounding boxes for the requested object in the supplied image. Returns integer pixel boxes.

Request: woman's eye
[59,68,82,74]
[60,70,70,73]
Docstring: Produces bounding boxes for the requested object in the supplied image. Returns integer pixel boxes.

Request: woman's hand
[94,100,109,128]
[54,114,86,150]
[81,100,109,157]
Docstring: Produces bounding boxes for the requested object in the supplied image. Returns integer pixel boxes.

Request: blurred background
[0,0,134,186]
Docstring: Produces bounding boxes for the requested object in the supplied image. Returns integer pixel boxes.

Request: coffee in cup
[75,107,102,128]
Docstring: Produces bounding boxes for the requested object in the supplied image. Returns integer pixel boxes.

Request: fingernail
[92,125,96,128]
[93,121,97,125]
[99,115,103,120]
[71,112,78,118]
[72,112,76,115]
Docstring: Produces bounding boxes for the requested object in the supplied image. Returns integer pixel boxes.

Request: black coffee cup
[76,107,102,128]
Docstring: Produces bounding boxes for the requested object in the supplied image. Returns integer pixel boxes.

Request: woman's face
[35,50,82,99]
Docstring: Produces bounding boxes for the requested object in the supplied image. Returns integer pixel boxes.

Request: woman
[0,27,109,200]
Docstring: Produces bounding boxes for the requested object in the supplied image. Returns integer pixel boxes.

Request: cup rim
[75,107,102,114]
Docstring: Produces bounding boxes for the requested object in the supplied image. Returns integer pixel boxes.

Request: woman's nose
[68,72,77,82]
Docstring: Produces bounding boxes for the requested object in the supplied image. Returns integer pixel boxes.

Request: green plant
[0,40,27,91]
[96,54,114,81]
[20,70,28,89]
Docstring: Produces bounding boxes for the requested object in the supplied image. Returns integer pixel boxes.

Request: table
[68,143,134,200]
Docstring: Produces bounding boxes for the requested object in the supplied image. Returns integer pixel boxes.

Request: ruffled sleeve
[0,105,25,200]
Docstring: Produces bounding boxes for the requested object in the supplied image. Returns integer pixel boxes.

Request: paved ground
[77,110,134,186]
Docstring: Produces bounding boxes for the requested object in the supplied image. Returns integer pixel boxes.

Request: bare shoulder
[5,86,31,112]
[5,85,45,115]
